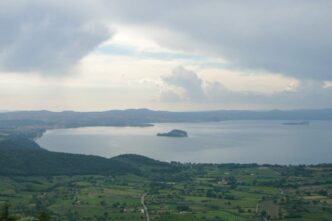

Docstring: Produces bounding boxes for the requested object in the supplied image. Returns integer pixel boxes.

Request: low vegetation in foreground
[0,135,331,221]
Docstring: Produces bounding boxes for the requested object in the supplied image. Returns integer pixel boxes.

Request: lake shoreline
[36,121,332,165]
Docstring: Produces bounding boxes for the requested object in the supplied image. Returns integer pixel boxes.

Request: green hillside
[0,136,140,176]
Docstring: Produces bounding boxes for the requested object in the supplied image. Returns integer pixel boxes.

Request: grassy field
[0,164,331,221]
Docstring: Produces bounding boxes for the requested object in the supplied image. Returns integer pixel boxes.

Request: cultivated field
[0,163,331,221]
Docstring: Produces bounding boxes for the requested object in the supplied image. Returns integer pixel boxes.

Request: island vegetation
[157,129,188,138]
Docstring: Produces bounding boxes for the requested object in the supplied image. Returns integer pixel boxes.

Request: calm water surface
[36,121,332,164]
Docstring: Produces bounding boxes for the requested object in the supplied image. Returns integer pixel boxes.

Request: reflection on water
[36,121,332,164]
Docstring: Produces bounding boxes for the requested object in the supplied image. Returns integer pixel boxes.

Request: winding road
[141,193,150,221]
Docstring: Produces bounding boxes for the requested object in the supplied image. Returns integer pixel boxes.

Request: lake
[36,120,332,164]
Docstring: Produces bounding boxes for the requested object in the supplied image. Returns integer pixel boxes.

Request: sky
[0,0,332,111]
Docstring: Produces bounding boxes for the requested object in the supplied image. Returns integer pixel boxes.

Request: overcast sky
[0,0,331,111]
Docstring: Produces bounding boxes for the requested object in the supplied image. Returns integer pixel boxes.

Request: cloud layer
[0,0,110,74]
[0,1,331,110]
[161,67,332,109]
[105,0,332,80]
[161,67,205,101]
[1,1,332,80]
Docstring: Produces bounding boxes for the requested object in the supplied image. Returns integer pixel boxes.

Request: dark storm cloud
[0,0,110,74]
[1,0,332,81]
[106,0,332,80]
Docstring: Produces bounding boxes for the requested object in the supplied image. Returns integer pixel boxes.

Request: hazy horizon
[2,107,332,113]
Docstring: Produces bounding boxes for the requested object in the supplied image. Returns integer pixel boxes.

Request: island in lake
[283,121,309,125]
[157,129,188,137]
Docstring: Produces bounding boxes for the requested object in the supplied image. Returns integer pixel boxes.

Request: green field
[0,163,331,221]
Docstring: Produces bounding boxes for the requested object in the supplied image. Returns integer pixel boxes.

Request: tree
[37,211,51,221]
[0,203,17,221]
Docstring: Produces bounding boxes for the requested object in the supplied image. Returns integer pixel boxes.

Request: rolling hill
[0,136,164,176]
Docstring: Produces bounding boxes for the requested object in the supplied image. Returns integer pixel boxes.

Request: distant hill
[0,136,140,176]
[1,108,332,139]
